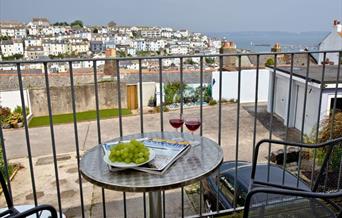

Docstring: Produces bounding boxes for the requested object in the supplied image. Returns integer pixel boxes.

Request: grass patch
[29,108,131,128]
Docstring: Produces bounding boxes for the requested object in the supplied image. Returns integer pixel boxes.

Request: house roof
[275,65,342,84]
[248,53,318,67]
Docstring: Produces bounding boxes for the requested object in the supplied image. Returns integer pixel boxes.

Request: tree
[117,50,126,57]
[205,57,215,64]
[0,36,11,41]
[107,21,117,27]
[132,31,140,38]
[265,58,275,66]
[53,22,69,26]
[1,54,23,60]
[92,28,99,33]
[71,20,84,28]
[184,59,196,65]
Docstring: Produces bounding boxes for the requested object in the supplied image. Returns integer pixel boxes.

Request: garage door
[295,85,304,131]
[274,77,288,120]
[295,85,319,134]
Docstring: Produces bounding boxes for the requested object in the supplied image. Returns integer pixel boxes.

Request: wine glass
[169,114,184,141]
[169,114,184,132]
[185,117,201,146]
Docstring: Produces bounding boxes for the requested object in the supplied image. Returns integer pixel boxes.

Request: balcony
[0,50,341,217]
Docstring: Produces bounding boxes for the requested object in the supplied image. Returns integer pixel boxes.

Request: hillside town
[0,18,224,72]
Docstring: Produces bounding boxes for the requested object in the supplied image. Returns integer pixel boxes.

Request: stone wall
[29,81,127,116]
[0,70,213,91]
[121,70,213,84]
[0,72,111,91]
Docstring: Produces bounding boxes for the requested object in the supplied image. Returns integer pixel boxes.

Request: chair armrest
[243,187,342,218]
[11,205,58,218]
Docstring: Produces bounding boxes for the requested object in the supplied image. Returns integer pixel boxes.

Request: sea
[206,31,329,53]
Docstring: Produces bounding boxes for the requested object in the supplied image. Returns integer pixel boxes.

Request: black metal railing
[0,50,341,217]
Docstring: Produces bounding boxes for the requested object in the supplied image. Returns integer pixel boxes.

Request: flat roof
[276,65,342,84]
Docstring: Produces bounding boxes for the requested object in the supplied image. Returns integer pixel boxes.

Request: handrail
[0,50,341,65]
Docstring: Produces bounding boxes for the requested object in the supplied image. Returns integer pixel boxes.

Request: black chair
[0,170,58,218]
[243,137,342,218]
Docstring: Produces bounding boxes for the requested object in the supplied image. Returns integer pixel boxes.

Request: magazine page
[137,138,190,172]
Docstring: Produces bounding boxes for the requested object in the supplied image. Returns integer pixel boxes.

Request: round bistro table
[80,132,223,218]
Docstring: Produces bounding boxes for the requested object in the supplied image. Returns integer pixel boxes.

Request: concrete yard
[1,103,289,217]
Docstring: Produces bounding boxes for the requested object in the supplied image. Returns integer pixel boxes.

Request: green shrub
[209,99,217,105]
[148,96,156,107]
[265,58,275,66]
[316,112,342,171]
[0,144,13,181]
[4,112,23,128]
[0,107,11,122]
[13,106,29,115]
[164,82,186,105]
[194,85,212,103]
[155,105,169,112]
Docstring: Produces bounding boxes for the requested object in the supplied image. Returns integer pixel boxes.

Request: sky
[0,0,342,33]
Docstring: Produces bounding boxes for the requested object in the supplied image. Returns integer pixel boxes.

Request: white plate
[103,147,155,168]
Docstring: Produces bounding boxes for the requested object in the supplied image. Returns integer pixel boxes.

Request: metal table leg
[149,191,162,218]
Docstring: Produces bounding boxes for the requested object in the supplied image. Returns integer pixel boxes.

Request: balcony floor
[2,103,293,216]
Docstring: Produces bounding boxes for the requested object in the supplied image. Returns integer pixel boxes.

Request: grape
[108,139,150,164]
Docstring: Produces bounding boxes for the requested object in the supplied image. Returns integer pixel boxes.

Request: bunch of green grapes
[109,139,150,164]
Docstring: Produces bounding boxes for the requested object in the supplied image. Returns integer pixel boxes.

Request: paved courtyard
[1,103,287,217]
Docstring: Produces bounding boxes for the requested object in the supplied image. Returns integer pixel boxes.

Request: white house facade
[318,20,342,65]
[267,65,342,135]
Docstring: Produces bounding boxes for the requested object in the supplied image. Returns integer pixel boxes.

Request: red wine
[169,119,184,129]
[185,120,201,131]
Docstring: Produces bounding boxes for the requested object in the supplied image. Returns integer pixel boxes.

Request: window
[219,175,246,207]
[330,97,342,113]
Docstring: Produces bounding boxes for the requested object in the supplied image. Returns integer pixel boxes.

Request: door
[295,85,304,131]
[127,85,138,110]
[274,77,288,120]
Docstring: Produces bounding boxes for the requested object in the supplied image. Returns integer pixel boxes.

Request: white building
[69,41,90,54]
[146,39,165,52]
[114,34,131,46]
[168,45,188,55]
[0,27,26,38]
[0,39,24,57]
[318,20,342,65]
[133,39,147,51]
[0,21,27,38]
[179,29,189,38]
[267,65,342,135]
[141,27,161,38]
[25,46,45,60]
[42,40,68,56]
[161,30,172,38]
[24,38,42,48]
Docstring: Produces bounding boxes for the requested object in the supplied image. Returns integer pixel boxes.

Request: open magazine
[102,138,191,175]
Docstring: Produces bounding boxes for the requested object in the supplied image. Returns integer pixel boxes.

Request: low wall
[212,69,270,103]
[29,81,127,116]
[0,89,30,110]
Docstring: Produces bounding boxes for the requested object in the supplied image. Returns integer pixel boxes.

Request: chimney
[333,20,342,32]
[220,41,237,70]
[271,43,282,52]
[333,20,340,26]
[103,48,117,76]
